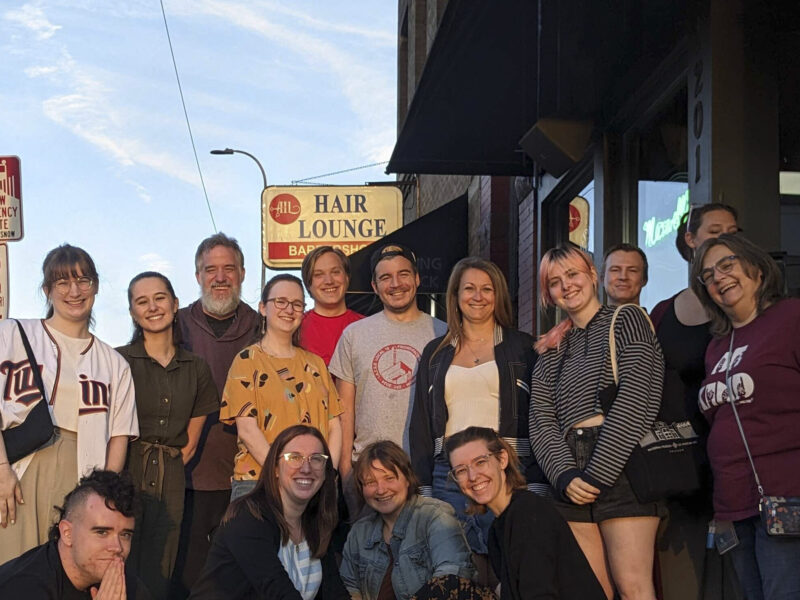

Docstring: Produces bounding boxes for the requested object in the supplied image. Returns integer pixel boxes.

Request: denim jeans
[432,456,494,554]
[230,479,258,502]
[730,515,800,600]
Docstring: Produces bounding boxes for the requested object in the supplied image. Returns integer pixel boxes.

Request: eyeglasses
[281,452,328,470]
[265,297,306,313]
[697,255,739,286]
[53,277,94,295]
[448,453,498,483]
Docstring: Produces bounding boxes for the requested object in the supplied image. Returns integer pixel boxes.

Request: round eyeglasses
[281,452,328,470]
[265,297,306,313]
[53,277,95,295]
[448,453,498,483]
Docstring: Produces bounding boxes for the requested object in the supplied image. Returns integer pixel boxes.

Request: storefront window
[637,181,688,310]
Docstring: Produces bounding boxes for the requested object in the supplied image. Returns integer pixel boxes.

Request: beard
[201,284,241,317]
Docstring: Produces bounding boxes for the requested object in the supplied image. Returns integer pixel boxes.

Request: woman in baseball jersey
[0,244,139,565]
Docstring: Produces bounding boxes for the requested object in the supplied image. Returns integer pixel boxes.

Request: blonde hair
[431,257,513,359]
[534,244,597,353]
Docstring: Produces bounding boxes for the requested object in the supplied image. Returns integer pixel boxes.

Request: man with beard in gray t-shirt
[329,244,446,517]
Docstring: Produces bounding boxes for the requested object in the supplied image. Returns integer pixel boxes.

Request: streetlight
[210,147,268,293]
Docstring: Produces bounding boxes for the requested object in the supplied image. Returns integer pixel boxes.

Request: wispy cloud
[4,4,62,40]
[255,1,395,46]
[138,253,173,274]
[24,64,59,77]
[3,4,202,190]
[190,0,395,162]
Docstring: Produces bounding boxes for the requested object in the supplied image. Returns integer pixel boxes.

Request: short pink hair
[535,245,597,353]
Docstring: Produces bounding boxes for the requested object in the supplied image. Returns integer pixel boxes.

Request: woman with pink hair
[529,244,664,600]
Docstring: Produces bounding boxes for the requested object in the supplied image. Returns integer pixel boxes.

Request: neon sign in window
[641,190,689,249]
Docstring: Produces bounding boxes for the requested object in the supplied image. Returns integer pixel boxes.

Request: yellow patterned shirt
[220,344,342,481]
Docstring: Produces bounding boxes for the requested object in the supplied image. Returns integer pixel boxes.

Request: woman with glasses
[220,274,342,501]
[190,424,348,600]
[648,203,741,600]
[690,234,800,600]
[529,244,664,600]
[0,244,138,564]
[340,441,476,600]
[116,272,219,599]
[446,426,605,600]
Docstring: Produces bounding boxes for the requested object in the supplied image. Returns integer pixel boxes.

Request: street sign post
[262,185,403,268]
[0,243,8,319]
[0,156,23,241]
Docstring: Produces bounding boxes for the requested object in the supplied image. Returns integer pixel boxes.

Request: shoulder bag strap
[609,304,656,385]
[723,331,765,496]
[15,320,48,403]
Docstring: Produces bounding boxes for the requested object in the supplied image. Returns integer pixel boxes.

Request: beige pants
[0,429,78,565]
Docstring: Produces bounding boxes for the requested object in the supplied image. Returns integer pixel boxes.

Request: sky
[1,0,397,345]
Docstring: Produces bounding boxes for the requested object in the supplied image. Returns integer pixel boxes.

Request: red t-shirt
[298,309,364,366]
[699,298,800,521]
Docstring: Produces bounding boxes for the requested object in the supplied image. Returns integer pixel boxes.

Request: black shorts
[554,426,664,523]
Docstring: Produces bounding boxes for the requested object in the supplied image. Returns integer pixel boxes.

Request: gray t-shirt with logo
[329,310,447,459]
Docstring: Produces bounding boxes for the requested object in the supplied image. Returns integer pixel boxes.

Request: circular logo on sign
[568,204,581,232]
[269,194,301,225]
[371,344,420,390]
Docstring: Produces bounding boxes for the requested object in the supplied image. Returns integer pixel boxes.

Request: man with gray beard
[171,233,259,598]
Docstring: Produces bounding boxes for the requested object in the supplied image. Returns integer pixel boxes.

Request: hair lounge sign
[262,186,403,268]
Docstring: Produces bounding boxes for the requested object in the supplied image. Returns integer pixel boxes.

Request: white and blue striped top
[278,538,322,600]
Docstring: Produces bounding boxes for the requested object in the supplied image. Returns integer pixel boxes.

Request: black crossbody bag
[603,304,703,503]
[2,321,54,464]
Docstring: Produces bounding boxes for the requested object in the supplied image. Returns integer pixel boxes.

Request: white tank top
[444,361,500,436]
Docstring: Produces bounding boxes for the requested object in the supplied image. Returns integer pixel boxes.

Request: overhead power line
[291,161,389,185]
[160,0,217,232]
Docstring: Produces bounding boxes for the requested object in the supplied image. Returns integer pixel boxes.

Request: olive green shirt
[116,340,219,448]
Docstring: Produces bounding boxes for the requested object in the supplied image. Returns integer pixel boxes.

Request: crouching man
[0,469,151,599]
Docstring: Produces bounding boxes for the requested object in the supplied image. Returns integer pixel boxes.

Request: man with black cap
[328,244,446,515]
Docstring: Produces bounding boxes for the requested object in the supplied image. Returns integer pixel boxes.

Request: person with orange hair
[529,244,664,600]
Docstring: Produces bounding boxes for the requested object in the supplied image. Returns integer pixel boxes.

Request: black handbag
[2,321,54,464]
[605,304,702,503]
[724,332,800,537]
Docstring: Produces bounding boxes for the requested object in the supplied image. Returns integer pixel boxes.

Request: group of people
[0,201,797,600]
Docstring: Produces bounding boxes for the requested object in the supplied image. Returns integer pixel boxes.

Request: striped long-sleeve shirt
[529,305,664,491]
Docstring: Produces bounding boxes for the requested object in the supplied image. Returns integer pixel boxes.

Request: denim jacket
[339,495,475,600]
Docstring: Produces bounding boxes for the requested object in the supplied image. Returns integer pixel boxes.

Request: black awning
[386,0,538,176]
[387,1,690,177]
[345,194,467,314]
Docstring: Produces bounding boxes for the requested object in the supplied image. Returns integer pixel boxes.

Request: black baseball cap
[369,244,418,275]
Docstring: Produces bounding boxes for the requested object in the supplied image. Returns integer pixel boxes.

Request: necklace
[462,336,487,365]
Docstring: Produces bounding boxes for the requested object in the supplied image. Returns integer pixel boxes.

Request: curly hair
[49,470,137,541]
